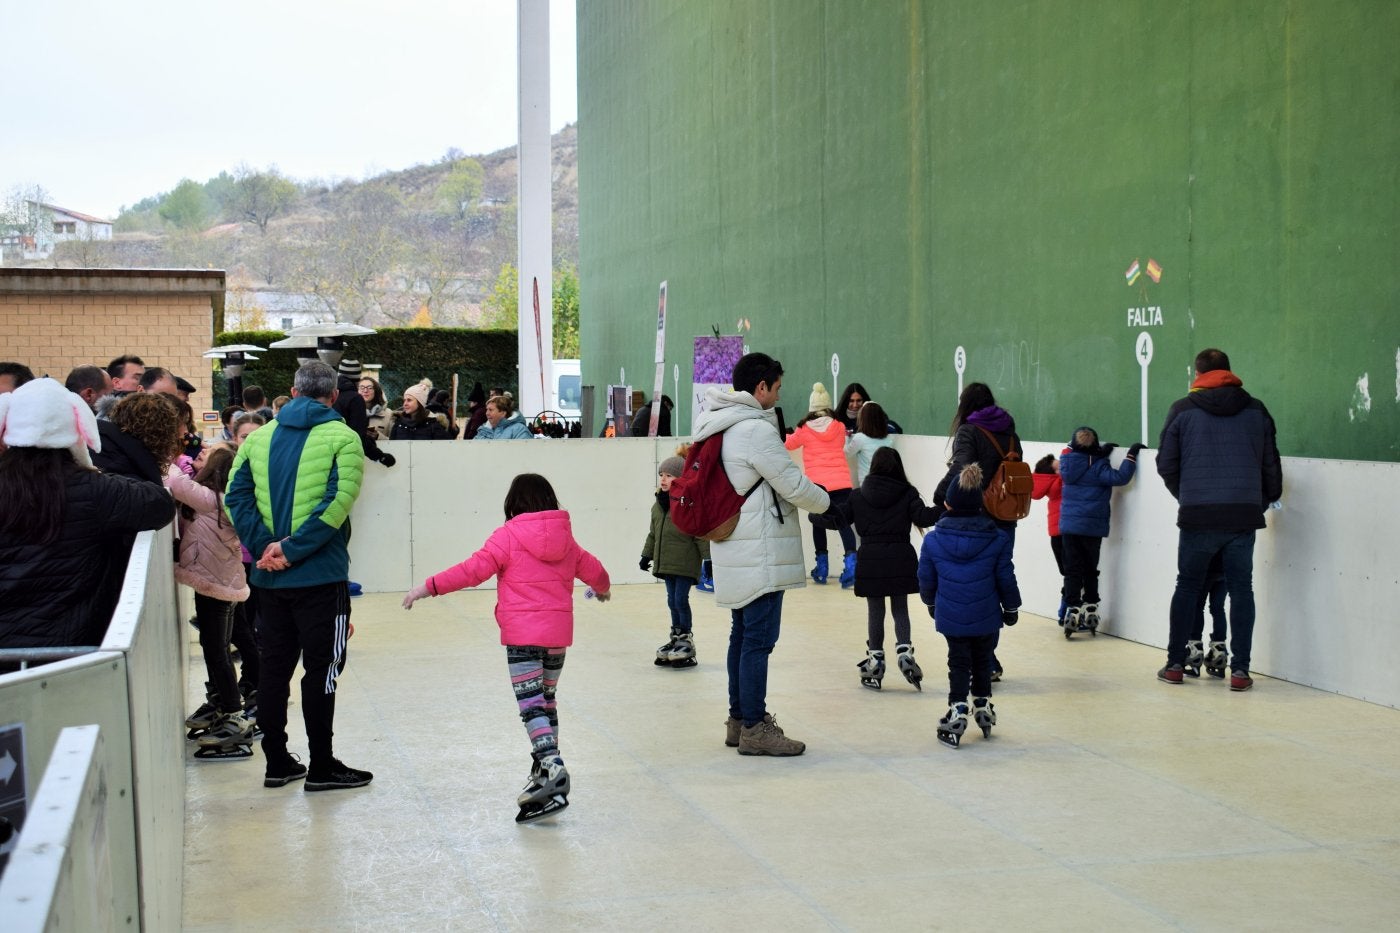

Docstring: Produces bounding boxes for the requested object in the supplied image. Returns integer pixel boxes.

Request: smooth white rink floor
[183,583,1400,931]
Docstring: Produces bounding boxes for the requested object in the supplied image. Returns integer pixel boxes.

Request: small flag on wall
[1145,258,1162,283]
[1125,259,1141,286]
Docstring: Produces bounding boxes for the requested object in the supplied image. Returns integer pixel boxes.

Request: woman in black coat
[0,378,174,654]
[840,448,941,691]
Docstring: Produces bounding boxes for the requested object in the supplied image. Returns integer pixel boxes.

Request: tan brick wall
[0,275,224,416]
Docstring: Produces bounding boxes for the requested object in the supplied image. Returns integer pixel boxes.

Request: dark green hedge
[211,328,519,413]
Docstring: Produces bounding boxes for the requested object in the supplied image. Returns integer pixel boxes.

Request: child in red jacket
[1031,454,1065,624]
[402,473,611,823]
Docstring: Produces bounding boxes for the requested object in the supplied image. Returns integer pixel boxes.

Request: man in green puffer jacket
[226,361,370,792]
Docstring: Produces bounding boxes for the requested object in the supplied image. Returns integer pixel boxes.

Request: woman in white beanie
[390,379,452,441]
[0,378,175,654]
[783,381,858,586]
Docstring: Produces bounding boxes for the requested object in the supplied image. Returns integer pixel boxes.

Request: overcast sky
[1,0,577,218]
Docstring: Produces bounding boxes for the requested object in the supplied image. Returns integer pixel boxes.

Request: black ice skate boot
[857,647,886,690]
[895,644,922,691]
[972,696,997,738]
[666,631,697,668]
[516,756,570,823]
[1204,641,1228,679]
[937,703,970,748]
[655,628,682,666]
[1183,640,1205,677]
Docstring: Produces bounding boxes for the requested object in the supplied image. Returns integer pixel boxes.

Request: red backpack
[668,434,764,541]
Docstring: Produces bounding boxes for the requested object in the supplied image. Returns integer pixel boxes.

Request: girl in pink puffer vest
[402,473,611,823]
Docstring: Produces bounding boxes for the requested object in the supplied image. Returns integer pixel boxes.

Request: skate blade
[669,658,698,669]
[860,678,882,690]
[515,795,569,824]
[654,656,672,666]
[937,733,961,749]
[193,744,253,761]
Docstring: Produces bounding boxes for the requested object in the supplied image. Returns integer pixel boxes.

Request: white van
[551,359,581,419]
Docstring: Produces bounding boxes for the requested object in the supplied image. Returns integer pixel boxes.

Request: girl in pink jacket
[402,473,611,823]
[165,445,256,758]
[784,382,858,585]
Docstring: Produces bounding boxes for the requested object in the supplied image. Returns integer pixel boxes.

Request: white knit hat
[808,382,832,414]
[0,377,102,469]
[403,379,433,409]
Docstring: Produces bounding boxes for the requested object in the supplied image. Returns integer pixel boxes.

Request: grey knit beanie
[658,455,685,478]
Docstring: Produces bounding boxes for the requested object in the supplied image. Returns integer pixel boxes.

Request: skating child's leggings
[865,594,911,650]
[508,646,567,761]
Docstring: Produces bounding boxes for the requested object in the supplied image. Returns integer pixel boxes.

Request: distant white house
[2,202,115,260]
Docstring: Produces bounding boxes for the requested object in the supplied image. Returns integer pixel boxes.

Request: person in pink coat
[784,382,858,586]
[402,472,611,823]
[165,445,256,757]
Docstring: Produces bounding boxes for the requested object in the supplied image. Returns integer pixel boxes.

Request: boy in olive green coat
[640,454,710,668]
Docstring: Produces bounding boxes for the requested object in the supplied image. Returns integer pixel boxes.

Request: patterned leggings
[508,646,567,762]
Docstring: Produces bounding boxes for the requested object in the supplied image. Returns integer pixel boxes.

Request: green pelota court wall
[577,1,1399,460]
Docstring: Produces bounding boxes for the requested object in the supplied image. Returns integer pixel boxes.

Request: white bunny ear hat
[0,377,102,469]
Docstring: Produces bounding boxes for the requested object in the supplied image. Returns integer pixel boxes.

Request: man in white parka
[693,352,830,756]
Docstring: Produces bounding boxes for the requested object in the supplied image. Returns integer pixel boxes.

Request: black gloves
[639,556,652,572]
[1100,442,1118,455]
[1127,443,1147,460]
[1002,609,1019,626]
[379,453,396,468]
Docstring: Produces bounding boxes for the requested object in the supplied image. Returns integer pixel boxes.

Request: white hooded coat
[691,387,831,609]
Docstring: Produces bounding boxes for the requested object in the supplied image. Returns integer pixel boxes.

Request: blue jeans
[662,574,693,632]
[727,591,784,726]
[1168,530,1256,671]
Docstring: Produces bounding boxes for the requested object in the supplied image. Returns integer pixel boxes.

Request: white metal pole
[517,0,552,416]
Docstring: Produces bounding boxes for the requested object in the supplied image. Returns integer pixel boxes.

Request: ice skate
[185,682,218,740]
[1204,641,1228,679]
[1062,606,1081,639]
[196,710,256,749]
[895,644,922,691]
[1081,602,1101,633]
[810,552,829,585]
[1183,640,1205,677]
[696,560,715,593]
[839,552,857,589]
[937,703,970,748]
[515,757,570,823]
[655,627,682,666]
[666,631,697,668]
[193,742,254,761]
[972,696,996,738]
[856,647,886,690]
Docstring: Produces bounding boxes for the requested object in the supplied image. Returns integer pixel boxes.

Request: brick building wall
[0,269,226,414]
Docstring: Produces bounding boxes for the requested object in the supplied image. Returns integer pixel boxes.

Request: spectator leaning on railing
[0,378,174,655]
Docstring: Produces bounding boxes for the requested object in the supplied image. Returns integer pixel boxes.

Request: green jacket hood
[276,395,342,430]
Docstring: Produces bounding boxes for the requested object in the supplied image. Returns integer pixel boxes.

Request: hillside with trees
[2,125,579,356]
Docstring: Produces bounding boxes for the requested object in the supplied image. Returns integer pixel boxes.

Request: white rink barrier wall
[0,527,184,932]
[357,437,1400,710]
[0,726,114,932]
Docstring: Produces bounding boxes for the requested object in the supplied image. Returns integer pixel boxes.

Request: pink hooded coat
[784,415,853,491]
[165,466,250,603]
[426,510,610,648]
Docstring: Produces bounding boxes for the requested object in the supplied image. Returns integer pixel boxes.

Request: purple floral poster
[691,336,744,433]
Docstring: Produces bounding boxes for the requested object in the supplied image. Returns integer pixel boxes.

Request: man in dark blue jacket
[1156,349,1282,690]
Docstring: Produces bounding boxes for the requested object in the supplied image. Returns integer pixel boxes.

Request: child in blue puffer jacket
[1058,427,1144,637]
[918,463,1020,748]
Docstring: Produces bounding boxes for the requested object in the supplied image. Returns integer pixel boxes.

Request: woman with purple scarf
[932,382,1025,681]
